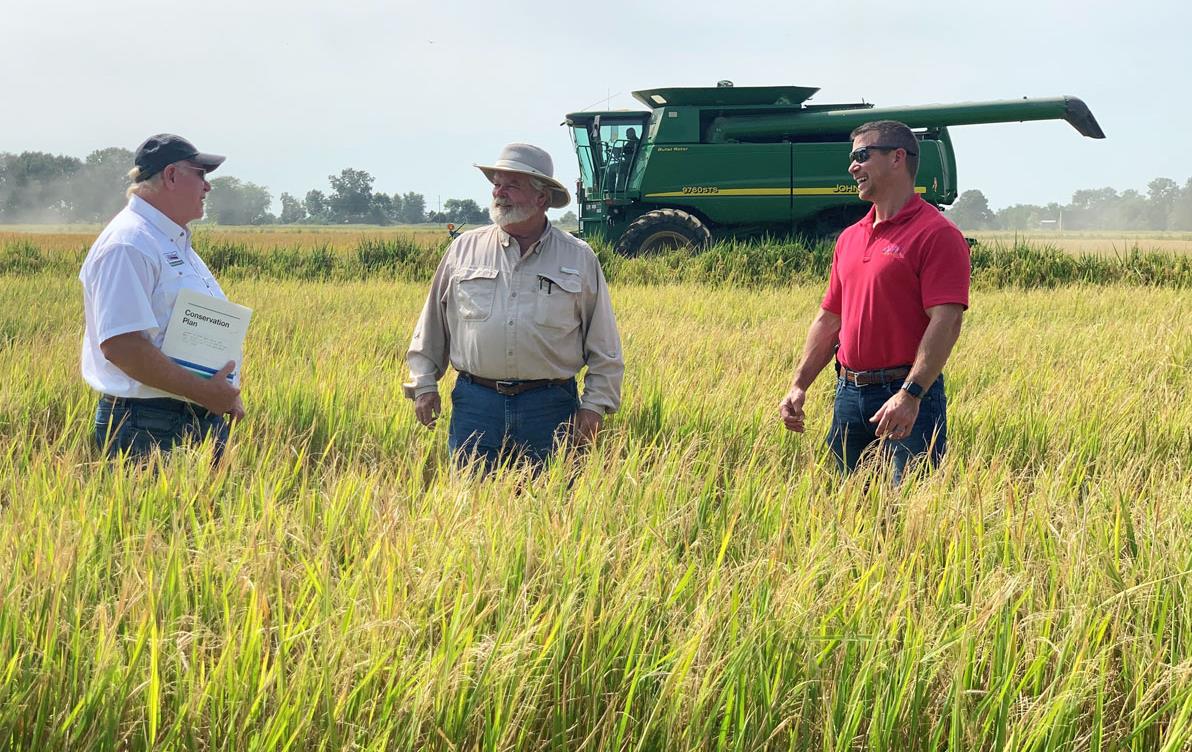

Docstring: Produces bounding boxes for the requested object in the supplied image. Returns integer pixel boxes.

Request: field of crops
[4,225,1191,257]
[966,231,1192,256]
[1,228,1190,750]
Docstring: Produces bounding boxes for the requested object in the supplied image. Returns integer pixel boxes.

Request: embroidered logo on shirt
[880,244,904,258]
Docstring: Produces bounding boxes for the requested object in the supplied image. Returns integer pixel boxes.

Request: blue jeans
[826,374,947,483]
[448,376,579,472]
[94,396,229,463]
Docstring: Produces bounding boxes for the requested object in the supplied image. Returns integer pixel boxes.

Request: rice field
[5,226,1190,257]
[0,225,449,255]
[966,231,1192,256]
[0,230,1190,750]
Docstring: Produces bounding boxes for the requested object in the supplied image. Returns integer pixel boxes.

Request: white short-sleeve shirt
[79,195,227,399]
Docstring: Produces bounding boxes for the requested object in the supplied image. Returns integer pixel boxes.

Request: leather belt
[458,372,572,397]
[100,394,216,418]
[838,365,911,386]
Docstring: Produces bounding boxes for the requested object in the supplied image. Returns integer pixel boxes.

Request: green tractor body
[564,83,1104,255]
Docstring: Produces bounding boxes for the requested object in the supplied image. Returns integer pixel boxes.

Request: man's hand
[779,386,809,433]
[414,392,441,428]
[101,334,243,415]
[870,391,920,440]
[226,394,246,422]
[573,408,602,446]
[196,361,242,416]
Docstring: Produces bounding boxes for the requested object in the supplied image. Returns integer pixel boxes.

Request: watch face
[902,381,924,398]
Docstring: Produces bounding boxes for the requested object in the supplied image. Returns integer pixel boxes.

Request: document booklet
[161,288,253,384]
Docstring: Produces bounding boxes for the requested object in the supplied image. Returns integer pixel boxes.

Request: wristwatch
[900,380,925,399]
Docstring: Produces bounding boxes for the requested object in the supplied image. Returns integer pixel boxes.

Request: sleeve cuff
[404,382,439,400]
[579,400,611,416]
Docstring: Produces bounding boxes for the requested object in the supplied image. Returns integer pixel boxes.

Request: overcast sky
[2,0,1186,215]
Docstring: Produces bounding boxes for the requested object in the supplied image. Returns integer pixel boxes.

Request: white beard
[490,200,537,227]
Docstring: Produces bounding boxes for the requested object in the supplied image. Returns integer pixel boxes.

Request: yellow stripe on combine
[644,186,929,198]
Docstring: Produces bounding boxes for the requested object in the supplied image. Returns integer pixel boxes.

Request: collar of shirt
[128,194,191,250]
[497,223,553,256]
[861,195,928,236]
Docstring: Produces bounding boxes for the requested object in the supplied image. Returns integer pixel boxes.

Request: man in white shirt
[405,143,624,471]
[80,134,244,462]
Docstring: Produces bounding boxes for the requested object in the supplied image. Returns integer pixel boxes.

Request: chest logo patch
[164,252,185,267]
[880,244,904,258]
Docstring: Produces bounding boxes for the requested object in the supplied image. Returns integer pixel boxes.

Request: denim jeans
[448,376,579,472]
[94,396,229,463]
[826,374,947,484]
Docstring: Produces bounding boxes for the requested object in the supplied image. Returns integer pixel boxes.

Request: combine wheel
[613,209,712,256]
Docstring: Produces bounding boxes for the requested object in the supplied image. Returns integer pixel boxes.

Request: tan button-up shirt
[405,223,624,414]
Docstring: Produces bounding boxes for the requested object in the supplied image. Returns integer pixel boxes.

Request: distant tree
[1067,187,1119,230]
[69,147,135,222]
[1168,179,1192,230]
[425,210,447,224]
[1112,189,1150,230]
[944,190,994,230]
[206,176,273,225]
[398,191,426,223]
[554,210,578,226]
[994,203,1045,230]
[1148,178,1180,230]
[0,151,83,222]
[327,168,375,223]
[442,198,489,225]
[304,189,328,223]
[278,192,307,224]
[369,191,394,225]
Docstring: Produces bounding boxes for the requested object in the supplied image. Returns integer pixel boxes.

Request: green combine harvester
[564,82,1104,255]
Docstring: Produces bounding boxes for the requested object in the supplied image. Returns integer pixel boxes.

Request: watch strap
[900,380,925,399]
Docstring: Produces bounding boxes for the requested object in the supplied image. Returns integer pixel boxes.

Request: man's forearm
[907,306,964,387]
[790,311,841,390]
[101,334,219,403]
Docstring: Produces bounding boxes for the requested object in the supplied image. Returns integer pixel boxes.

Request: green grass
[0,260,1190,749]
[4,234,1192,289]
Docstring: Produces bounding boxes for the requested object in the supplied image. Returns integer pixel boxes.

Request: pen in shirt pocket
[537,274,554,294]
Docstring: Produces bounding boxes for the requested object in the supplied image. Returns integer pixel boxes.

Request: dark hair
[850,120,919,178]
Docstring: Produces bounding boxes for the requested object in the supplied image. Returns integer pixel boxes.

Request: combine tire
[614,209,712,256]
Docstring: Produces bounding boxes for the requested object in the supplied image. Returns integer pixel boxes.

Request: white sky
[2,0,1187,215]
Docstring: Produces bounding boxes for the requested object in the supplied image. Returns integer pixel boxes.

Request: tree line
[8,147,1188,232]
[944,178,1192,231]
[0,149,492,226]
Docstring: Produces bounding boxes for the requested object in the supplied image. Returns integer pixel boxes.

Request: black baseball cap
[133,134,225,181]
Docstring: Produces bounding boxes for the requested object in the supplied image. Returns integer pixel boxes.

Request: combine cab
[564,82,1104,255]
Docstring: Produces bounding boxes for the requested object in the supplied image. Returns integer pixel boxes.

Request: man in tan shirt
[405,143,623,470]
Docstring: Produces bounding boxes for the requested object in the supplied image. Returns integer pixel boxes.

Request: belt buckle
[495,380,518,395]
[846,370,863,387]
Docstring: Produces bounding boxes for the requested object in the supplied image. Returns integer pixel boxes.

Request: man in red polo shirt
[779,120,970,482]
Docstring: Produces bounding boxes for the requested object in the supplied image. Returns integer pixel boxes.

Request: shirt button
[508,320,514,326]
[511,291,517,297]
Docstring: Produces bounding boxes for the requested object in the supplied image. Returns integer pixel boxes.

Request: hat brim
[191,152,226,173]
[475,164,570,209]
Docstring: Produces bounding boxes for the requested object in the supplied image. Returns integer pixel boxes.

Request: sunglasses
[175,163,209,180]
[849,145,918,164]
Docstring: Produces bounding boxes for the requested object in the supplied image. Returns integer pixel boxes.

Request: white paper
[161,288,252,384]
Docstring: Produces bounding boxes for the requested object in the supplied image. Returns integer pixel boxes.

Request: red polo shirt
[822,195,970,371]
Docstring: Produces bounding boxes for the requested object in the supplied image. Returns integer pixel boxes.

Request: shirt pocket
[158,261,210,298]
[533,272,583,329]
[451,267,500,321]
[155,265,215,328]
